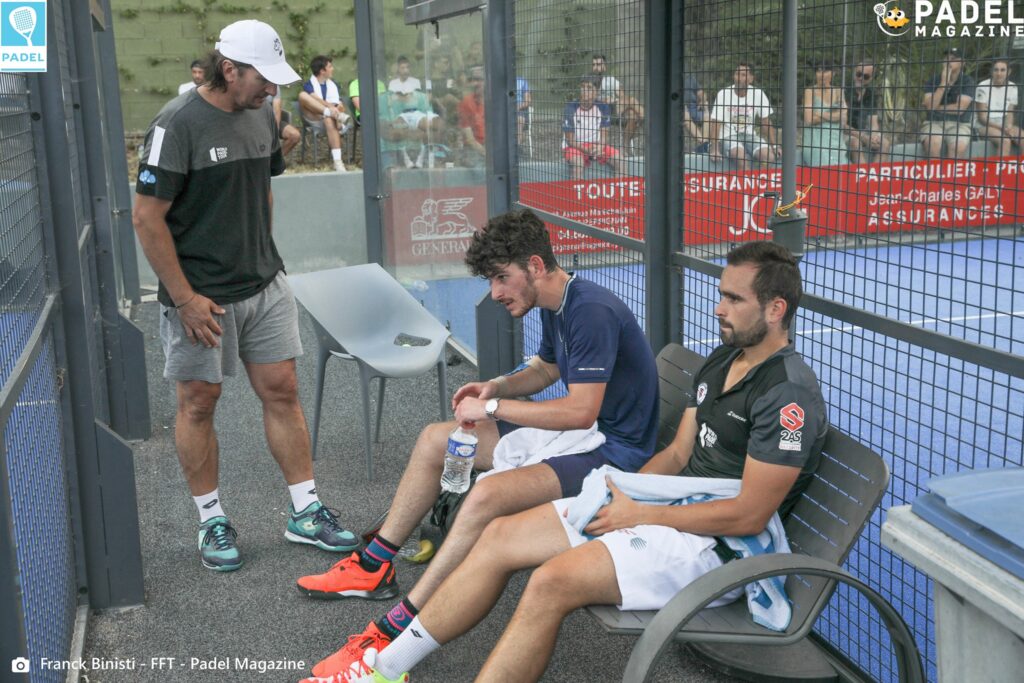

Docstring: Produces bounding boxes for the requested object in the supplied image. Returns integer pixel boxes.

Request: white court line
[684,309,1024,347]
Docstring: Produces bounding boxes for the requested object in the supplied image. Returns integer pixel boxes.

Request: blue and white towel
[565,465,793,632]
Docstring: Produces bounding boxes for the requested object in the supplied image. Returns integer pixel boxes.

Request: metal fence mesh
[5,339,75,683]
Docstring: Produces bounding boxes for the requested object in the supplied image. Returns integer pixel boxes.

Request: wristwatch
[484,398,501,419]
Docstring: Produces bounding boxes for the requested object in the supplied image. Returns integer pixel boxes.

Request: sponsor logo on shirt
[576,367,605,372]
[138,169,156,184]
[779,402,805,431]
[699,422,718,449]
[209,146,228,162]
[726,410,747,423]
[779,428,803,452]
[696,382,708,405]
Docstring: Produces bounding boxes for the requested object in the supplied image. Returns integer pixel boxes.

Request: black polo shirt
[683,344,827,517]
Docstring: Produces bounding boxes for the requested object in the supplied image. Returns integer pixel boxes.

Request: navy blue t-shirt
[537,276,659,471]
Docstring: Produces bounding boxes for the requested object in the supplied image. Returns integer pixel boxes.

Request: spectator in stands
[297,55,352,172]
[683,73,711,153]
[710,62,779,170]
[458,66,487,167]
[516,75,532,143]
[178,59,204,95]
[379,79,443,168]
[297,208,660,682]
[921,47,975,159]
[801,60,848,166]
[563,75,623,180]
[975,58,1022,156]
[845,59,890,163]
[349,78,386,123]
[592,53,644,154]
[271,91,300,158]
[387,56,422,95]
[305,241,827,683]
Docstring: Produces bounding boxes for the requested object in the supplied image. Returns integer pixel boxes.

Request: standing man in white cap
[132,20,359,572]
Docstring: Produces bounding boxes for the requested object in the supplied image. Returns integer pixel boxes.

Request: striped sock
[359,535,400,571]
[376,597,418,640]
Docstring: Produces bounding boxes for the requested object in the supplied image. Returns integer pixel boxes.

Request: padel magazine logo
[1,1,46,72]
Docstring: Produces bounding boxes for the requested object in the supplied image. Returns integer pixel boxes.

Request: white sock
[415,146,426,167]
[194,489,225,523]
[289,480,320,513]
[331,148,342,162]
[374,616,440,679]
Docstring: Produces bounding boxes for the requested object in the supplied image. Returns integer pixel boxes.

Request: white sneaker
[334,160,347,173]
[336,111,352,134]
[402,150,415,169]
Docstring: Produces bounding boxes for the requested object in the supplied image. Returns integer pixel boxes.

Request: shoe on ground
[301,646,408,683]
[286,501,359,552]
[296,552,398,600]
[198,516,242,572]
[310,622,393,678]
[334,160,348,173]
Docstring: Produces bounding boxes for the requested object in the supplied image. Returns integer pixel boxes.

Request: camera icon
[11,657,30,673]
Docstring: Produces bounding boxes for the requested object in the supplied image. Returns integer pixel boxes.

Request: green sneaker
[285,501,359,552]
[198,516,241,572]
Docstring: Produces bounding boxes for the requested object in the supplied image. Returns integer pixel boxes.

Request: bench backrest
[654,344,890,620]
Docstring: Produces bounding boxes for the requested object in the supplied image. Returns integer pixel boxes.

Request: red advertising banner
[520,156,1024,249]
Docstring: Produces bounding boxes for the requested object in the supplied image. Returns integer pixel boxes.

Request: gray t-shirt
[683,344,827,518]
[136,89,285,307]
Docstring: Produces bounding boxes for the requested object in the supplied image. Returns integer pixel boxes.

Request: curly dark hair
[465,209,559,279]
[725,241,802,329]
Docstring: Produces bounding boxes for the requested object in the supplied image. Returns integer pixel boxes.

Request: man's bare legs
[374,419,500,549]
[176,380,223,495]
[405,461,564,608]
[244,359,313,485]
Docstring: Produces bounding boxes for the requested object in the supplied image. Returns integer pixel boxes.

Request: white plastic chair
[289,264,450,480]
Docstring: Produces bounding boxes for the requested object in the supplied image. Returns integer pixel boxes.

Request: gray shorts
[160,272,303,383]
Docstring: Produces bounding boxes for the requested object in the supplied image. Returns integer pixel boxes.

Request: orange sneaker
[311,622,393,678]
[297,552,399,601]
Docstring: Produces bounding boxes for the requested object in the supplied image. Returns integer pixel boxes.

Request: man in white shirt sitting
[562,76,623,180]
[710,62,779,171]
[975,58,1022,156]
[297,55,352,172]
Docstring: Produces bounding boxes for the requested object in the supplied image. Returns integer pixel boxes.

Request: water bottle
[440,424,477,493]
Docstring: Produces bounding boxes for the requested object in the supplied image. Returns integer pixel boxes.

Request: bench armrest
[623,554,924,683]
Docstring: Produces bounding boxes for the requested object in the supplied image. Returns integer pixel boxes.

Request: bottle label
[447,438,475,458]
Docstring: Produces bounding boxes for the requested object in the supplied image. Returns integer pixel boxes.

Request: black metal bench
[587,344,924,682]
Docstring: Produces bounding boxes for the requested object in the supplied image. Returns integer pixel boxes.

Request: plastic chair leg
[374,377,386,443]
[436,358,448,421]
[358,363,374,480]
[311,343,331,460]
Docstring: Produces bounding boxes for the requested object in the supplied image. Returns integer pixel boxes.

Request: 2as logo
[0,1,47,72]
[779,402,804,452]
[874,1,912,36]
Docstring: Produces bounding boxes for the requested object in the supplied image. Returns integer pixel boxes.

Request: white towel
[308,75,341,105]
[565,465,793,632]
[476,423,606,482]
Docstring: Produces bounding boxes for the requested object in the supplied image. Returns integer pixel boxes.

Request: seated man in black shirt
[921,48,975,159]
[846,59,891,163]
[315,242,828,683]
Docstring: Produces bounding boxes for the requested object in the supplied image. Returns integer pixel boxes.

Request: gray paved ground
[82,301,736,683]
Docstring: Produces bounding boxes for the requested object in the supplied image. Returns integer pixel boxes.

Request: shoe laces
[312,505,346,534]
[342,628,389,661]
[203,522,237,551]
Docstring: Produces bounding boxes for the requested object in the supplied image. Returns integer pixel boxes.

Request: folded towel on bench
[565,465,793,632]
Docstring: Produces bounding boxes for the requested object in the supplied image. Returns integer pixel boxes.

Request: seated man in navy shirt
[322,241,827,683]
[298,209,659,678]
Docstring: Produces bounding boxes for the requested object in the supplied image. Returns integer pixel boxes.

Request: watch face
[486,399,498,414]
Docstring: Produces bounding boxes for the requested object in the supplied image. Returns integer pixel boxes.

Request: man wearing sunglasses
[845,59,890,164]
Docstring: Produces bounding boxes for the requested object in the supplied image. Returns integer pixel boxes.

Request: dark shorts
[496,421,613,497]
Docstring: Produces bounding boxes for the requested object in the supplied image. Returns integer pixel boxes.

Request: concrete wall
[135,171,368,290]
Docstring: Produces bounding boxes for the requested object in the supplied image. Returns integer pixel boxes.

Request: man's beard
[720,317,768,348]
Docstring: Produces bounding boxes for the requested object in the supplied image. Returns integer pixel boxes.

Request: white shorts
[398,110,438,128]
[551,499,744,612]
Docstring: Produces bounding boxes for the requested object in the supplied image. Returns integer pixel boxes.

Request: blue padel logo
[138,169,156,185]
[0,1,46,72]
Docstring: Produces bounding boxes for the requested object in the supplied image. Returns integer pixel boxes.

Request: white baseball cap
[215,20,300,85]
